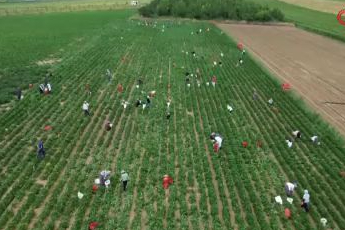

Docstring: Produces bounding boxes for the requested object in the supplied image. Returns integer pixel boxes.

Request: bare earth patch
[217,23,345,137]
[276,0,343,14]
[36,58,62,66]
[36,179,48,187]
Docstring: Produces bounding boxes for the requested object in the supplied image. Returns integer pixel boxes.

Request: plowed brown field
[217,23,345,137]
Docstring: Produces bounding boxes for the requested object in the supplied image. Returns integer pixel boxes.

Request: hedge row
[139,0,284,22]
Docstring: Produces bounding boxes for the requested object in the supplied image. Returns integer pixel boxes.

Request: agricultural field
[0,0,151,15]
[1,10,345,230]
[259,0,345,42]
[0,9,133,105]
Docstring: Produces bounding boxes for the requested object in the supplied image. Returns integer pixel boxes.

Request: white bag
[94,178,100,185]
[275,196,283,205]
[78,191,84,199]
[286,197,293,204]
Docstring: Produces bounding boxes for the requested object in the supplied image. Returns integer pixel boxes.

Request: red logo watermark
[337,9,345,26]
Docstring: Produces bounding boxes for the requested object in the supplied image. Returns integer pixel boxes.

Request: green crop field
[0,0,151,15]
[0,10,134,104]
[1,10,345,230]
[260,0,345,42]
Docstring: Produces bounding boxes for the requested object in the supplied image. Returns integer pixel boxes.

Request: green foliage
[0,9,134,104]
[0,11,345,230]
[139,0,285,22]
[259,0,345,43]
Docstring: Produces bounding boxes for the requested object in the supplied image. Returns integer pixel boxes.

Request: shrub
[139,0,285,22]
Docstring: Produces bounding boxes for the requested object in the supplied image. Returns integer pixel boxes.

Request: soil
[216,23,345,138]
[36,58,62,66]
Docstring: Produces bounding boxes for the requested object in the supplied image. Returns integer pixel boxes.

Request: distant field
[0,0,151,15]
[273,0,345,14]
[0,9,134,104]
[260,0,345,42]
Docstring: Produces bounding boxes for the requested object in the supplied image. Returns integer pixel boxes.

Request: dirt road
[217,23,345,137]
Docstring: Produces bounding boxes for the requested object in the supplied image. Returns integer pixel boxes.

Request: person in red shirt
[242,141,248,148]
[117,84,123,93]
[92,185,98,193]
[211,76,217,87]
[162,175,173,189]
[89,222,99,230]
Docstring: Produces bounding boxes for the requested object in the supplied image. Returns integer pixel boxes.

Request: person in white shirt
[292,130,302,139]
[286,139,293,148]
[227,105,233,113]
[268,98,273,106]
[210,132,223,149]
[301,190,310,212]
[82,101,90,116]
[311,135,320,145]
[285,181,297,196]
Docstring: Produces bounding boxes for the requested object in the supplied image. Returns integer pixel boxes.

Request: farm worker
[135,99,142,107]
[92,184,98,193]
[136,79,143,88]
[162,175,173,189]
[301,190,310,212]
[286,139,293,148]
[39,84,45,94]
[100,170,111,186]
[146,96,151,107]
[285,181,297,196]
[16,88,22,100]
[89,222,99,230]
[241,49,246,56]
[121,100,129,109]
[104,121,113,131]
[211,76,217,87]
[186,76,190,87]
[236,57,243,67]
[284,208,291,219]
[149,90,156,97]
[82,101,90,116]
[117,84,124,93]
[197,80,201,87]
[311,135,320,145]
[268,98,273,106]
[227,105,233,113]
[167,98,171,108]
[166,111,171,120]
[210,132,223,149]
[253,90,259,100]
[47,83,52,93]
[37,140,45,159]
[120,170,129,191]
[220,52,224,57]
[242,141,248,148]
[292,130,302,139]
[219,61,222,67]
[106,69,112,82]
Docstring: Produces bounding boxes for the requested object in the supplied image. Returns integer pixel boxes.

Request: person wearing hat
[82,101,90,116]
[311,135,320,145]
[285,181,297,196]
[301,190,310,212]
[104,121,113,131]
[162,175,173,189]
[120,170,129,191]
[292,130,302,139]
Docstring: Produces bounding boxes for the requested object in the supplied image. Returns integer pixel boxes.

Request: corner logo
[337,9,345,26]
